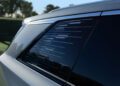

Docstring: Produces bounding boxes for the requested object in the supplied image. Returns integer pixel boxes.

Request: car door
[0,12,101,86]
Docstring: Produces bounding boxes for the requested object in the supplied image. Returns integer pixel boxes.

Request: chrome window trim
[27,12,101,25]
[102,10,120,16]
[23,10,120,25]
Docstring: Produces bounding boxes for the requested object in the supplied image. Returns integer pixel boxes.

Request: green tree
[0,0,9,16]
[16,13,22,18]
[0,0,21,16]
[20,0,34,17]
[44,4,59,13]
[31,11,38,16]
[0,4,5,16]
[9,0,17,16]
[0,0,38,18]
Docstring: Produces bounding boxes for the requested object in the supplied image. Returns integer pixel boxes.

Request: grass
[0,41,10,55]
[0,41,9,86]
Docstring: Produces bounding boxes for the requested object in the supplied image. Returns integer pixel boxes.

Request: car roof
[24,1,120,24]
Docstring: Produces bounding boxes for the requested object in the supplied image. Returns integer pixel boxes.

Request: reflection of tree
[39,57,72,80]
[44,4,60,13]
[22,52,71,80]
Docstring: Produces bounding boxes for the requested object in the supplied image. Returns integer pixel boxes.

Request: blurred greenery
[0,41,10,55]
[0,0,60,18]
[0,17,23,20]
[0,18,21,55]
[0,0,38,18]
[0,18,22,39]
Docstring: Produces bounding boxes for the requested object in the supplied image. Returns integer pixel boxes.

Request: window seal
[101,10,120,16]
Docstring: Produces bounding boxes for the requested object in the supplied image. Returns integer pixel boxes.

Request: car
[0,1,120,86]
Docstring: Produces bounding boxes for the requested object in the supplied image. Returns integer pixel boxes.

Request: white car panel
[6,24,50,58]
[0,54,60,86]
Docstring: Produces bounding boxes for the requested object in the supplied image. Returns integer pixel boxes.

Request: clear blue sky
[26,0,103,14]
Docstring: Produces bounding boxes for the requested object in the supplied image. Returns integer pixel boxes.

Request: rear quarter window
[18,17,99,85]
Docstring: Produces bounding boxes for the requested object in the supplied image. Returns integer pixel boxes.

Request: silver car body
[0,1,120,86]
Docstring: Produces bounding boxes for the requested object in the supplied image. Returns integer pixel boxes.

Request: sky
[26,0,103,14]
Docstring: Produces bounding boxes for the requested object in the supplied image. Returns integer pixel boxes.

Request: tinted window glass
[68,15,120,86]
[20,17,97,81]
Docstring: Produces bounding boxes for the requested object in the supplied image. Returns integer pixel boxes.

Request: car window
[19,17,98,83]
[68,15,120,86]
